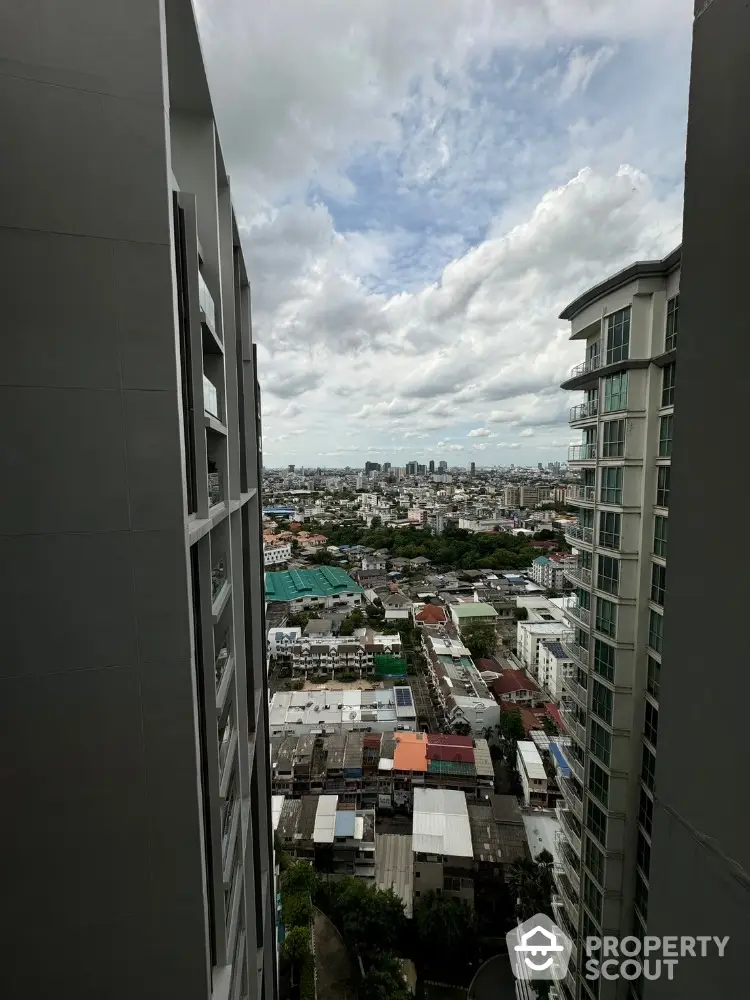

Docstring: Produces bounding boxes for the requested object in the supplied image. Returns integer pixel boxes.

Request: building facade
[555,249,680,1000]
[0,3,275,999]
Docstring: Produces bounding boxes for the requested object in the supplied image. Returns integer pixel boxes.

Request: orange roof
[393,731,428,772]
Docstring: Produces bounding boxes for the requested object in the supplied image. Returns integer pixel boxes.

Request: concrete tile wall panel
[122,389,185,530]
[1,227,120,389]
[1,75,170,244]
[114,240,182,391]
[130,529,193,663]
[0,665,149,925]
[0,385,130,534]
[0,531,138,678]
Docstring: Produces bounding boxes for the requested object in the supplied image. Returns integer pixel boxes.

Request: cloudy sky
[196,0,692,468]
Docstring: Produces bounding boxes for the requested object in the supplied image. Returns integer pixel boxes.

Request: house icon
[506,913,572,982]
[514,926,564,971]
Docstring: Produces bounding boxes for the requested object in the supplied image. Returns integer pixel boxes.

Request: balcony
[566,603,591,628]
[559,775,583,822]
[563,641,590,670]
[570,398,598,422]
[568,347,602,381]
[568,443,597,462]
[554,867,580,925]
[565,562,592,588]
[560,705,586,745]
[552,895,578,949]
[208,469,224,508]
[557,739,584,784]
[215,639,231,690]
[563,676,588,709]
[203,373,220,419]
[212,557,228,604]
[568,485,595,503]
[556,833,581,895]
[564,523,594,546]
[199,270,217,332]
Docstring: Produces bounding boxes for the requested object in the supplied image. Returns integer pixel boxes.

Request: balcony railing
[567,603,591,628]
[563,676,588,708]
[563,641,590,670]
[218,712,234,774]
[215,639,231,689]
[199,270,217,332]
[208,470,224,508]
[556,803,582,856]
[559,775,583,822]
[212,557,228,603]
[552,895,578,951]
[568,485,595,502]
[556,833,581,895]
[568,347,602,380]
[203,374,223,422]
[570,399,598,422]
[554,867,580,924]
[568,443,597,462]
[560,705,586,745]
[557,739,584,783]
[565,563,592,588]
[565,524,594,545]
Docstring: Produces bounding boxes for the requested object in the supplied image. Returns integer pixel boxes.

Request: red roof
[427,744,475,764]
[491,669,541,696]
[427,734,474,748]
[500,702,544,733]
[545,703,564,729]
[415,604,447,624]
[476,657,502,672]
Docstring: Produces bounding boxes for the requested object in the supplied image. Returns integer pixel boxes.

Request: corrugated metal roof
[517,740,546,780]
[334,810,356,838]
[375,834,414,918]
[313,795,339,844]
[412,787,473,858]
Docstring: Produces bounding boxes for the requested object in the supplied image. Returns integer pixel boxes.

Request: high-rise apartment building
[556,248,680,1000]
[429,459,436,473]
[438,460,448,472]
[470,461,477,474]
[0,3,275,1000]
[643,3,749,997]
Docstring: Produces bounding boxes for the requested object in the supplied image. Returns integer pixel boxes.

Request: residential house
[450,602,499,631]
[516,741,548,808]
[491,670,544,706]
[414,604,447,626]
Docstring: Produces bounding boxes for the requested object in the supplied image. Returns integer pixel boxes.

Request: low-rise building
[267,627,303,671]
[530,554,576,591]
[537,639,574,703]
[268,685,416,738]
[423,633,501,734]
[265,566,365,609]
[516,620,571,679]
[517,740,548,808]
[264,539,292,567]
[491,669,544,706]
[450,602,499,630]
[280,631,404,679]
[274,795,376,880]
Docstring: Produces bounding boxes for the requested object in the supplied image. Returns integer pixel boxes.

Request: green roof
[451,602,498,618]
[265,566,364,602]
[427,760,477,777]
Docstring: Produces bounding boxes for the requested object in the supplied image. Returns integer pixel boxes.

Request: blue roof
[548,742,570,777]
[334,811,356,837]
[533,556,551,565]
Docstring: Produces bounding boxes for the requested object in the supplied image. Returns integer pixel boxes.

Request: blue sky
[198,0,693,467]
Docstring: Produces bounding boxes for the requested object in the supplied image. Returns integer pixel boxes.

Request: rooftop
[412,787,473,858]
[517,740,546,780]
[492,669,542,696]
[375,834,414,919]
[451,602,499,619]
[265,566,364,602]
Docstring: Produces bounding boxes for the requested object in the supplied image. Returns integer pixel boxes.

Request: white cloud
[194,0,691,465]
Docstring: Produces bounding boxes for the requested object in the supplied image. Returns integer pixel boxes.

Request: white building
[530,554,576,590]
[263,540,292,567]
[516,620,571,679]
[268,686,417,737]
[537,639,575,703]
[362,555,386,571]
[516,741,548,808]
[412,788,475,907]
[423,634,501,734]
[267,627,302,658]
[282,631,403,678]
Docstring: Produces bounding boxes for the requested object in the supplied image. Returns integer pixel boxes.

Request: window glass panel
[644,700,659,747]
[592,680,613,725]
[587,799,608,846]
[647,656,660,700]
[637,830,652,879]
[661,362,676,407]
[593,639,615,682]
[651,563,666,606]
[590,719,611,766]
[648,610,663,654]
[595,597,617,638]
[665,295,679,351]
[583,872,603,922]
[603,372,629,413]
[635,870,649,920]
[599,510,621,550]
[656,466,671,508]
[641,743,656,791]
[585,836,605,884]
[653,515,668,557]
[600,466,623,505]
[658,414,674,457]
[588,761,610,807]
[597,554,619,595]
[601,419,625,458]
[639,788,653,836]
[605,307,631,364]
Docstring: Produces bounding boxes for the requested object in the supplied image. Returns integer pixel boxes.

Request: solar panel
[395,688,413,708]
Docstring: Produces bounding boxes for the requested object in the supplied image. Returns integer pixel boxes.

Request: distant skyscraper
[416,463,426,475]
[364,461,381,473]
[288,464,295,472]
[429,460,435,473]
[406,460,418,476]
[438,460,448,472]
[382,462,392,473]
[470,461,476,474]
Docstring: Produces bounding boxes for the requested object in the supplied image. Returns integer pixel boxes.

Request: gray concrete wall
[645,2,750,996]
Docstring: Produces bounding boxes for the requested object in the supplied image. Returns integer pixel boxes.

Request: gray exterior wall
[645,1,750,997]
[0,2,274,999]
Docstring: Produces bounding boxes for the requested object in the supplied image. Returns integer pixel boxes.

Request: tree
[369,515,382,529]
[507,850,555,923]
[514,606,529,621]
[452,720,472,736]
[461,618,497,659]
[360,956,411,1000]
[499,709,525,743]
[414,891,478,975]
[281,925,311,970]
[316,877,406,962]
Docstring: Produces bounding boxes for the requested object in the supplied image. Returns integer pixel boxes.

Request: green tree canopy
[281,925,311,969]
[359,956,411,1000]
[414,891,478,974]
[315,877,406,962]
[461,618,498,659]
[507,850,555,923]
